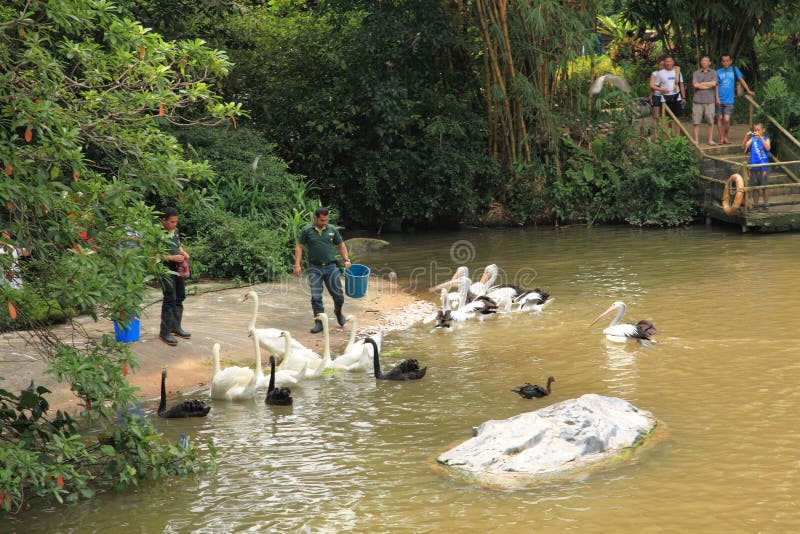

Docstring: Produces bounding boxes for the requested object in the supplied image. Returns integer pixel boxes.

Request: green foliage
[0,339,215,512]
[188,207,287,282]
[0,289,79,331]
[550,116,700,227]
[757,75,800,134]
[619,137,701,226]
[1,0,232,509]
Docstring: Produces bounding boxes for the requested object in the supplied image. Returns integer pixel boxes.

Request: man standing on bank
[294,207,351,333]
[159,207,191,346]
[716,54,755,144]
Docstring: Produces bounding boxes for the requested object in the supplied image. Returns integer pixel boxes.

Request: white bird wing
[210,366,256,401]
[280,347,321,373]
[450,309,473,322]
[422,311,439,324]
[254,328,311,357]
[589,74,630,94]
[486,286,517,302]
[604,323,641,338]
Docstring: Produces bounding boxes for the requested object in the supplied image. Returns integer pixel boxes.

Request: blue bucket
[344,263,371,298]
[114,316,140,343]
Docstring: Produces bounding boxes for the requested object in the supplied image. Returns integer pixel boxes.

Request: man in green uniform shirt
[294,207,351,333]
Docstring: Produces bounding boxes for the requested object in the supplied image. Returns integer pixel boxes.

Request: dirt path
[0,279,436,412]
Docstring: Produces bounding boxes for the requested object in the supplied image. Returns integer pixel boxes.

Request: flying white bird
[589,74,631,95]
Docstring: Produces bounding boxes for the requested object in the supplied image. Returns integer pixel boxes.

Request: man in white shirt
[650,56,685,135]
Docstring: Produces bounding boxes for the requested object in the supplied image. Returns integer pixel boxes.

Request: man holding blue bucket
[294,207,351,333]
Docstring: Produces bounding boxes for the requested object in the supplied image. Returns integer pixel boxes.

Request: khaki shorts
[692,102,715,125]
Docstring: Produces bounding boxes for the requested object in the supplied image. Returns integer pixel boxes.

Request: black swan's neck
[368,338,381,378]
[268,356,276,394]
[158,371,167,414]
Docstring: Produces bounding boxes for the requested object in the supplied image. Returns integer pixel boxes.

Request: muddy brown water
[7,225,800,532]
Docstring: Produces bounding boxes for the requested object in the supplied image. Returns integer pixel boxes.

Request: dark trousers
[160,273,185,333]
[308,264,344,316]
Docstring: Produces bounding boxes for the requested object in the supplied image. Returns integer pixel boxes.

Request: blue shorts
[716,103,734,118]
[750,169,768,186]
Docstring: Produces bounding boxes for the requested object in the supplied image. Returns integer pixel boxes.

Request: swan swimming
[262,331,307,387]
[209,343,257,401]
[265,356,293,406]
[369,338,426,381]
[159,367,211,417]
[244,290,318,362]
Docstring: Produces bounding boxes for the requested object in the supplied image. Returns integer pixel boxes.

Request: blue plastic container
[344,263,371,298]
[113,316,140,342]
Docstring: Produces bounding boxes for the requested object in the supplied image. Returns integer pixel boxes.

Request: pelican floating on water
[590,301,657,343]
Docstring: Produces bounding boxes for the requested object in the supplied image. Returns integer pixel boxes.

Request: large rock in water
[345,238,390,256]
[437,394,657,488]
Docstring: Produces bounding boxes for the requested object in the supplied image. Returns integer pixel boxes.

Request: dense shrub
[187,207,287,282]
[548,113,700,226]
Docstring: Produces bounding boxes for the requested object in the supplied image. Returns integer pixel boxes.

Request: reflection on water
[9,226,800,531]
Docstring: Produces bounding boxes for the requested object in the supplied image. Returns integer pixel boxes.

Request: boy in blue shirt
[716,54,754,144]
[741,123,771,210]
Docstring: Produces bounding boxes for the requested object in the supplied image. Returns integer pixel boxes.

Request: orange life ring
[722,173,745,215]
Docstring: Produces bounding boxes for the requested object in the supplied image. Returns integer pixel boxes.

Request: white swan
[304,313,334,378]
[209,343,257,401]
[342,314,383,355]
[244,290,316,359]
[254,330,305,388]
[331,315,375,372]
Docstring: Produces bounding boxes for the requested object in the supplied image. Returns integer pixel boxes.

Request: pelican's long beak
[589,304,617,327]
[431,279,458,292]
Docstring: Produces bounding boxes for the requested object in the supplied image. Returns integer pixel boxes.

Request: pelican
[590,301,657,343]
[469,264,499,298]
[431,266,469,309]
[589,74,631,94]
[423,289,453,329]
[515,288,555,312]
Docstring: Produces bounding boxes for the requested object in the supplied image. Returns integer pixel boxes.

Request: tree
[0,0,239,509]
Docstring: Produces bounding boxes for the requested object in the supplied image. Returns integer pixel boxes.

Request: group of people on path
[649,53,755,144]
[649,53,770,210]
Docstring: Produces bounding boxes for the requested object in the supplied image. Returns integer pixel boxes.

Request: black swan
[158,368,211,418]
[369,338,426,381]
[512,376,556,399]
[265,356,293,406]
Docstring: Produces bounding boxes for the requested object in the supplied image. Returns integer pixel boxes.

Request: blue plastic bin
[344,263,371,298]
[113,316,140,342]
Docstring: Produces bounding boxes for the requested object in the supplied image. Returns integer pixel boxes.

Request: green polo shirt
[298,223,343,265]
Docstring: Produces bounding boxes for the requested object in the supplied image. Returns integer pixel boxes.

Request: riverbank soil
[0,277,425,412]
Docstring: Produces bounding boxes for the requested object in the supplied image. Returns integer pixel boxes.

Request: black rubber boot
[310,319,324,334]
[172,307,191,339]
[334,307,346,327]
[159,308,178,346]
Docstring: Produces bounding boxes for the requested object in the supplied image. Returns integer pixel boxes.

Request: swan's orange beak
[589,304,616,327]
